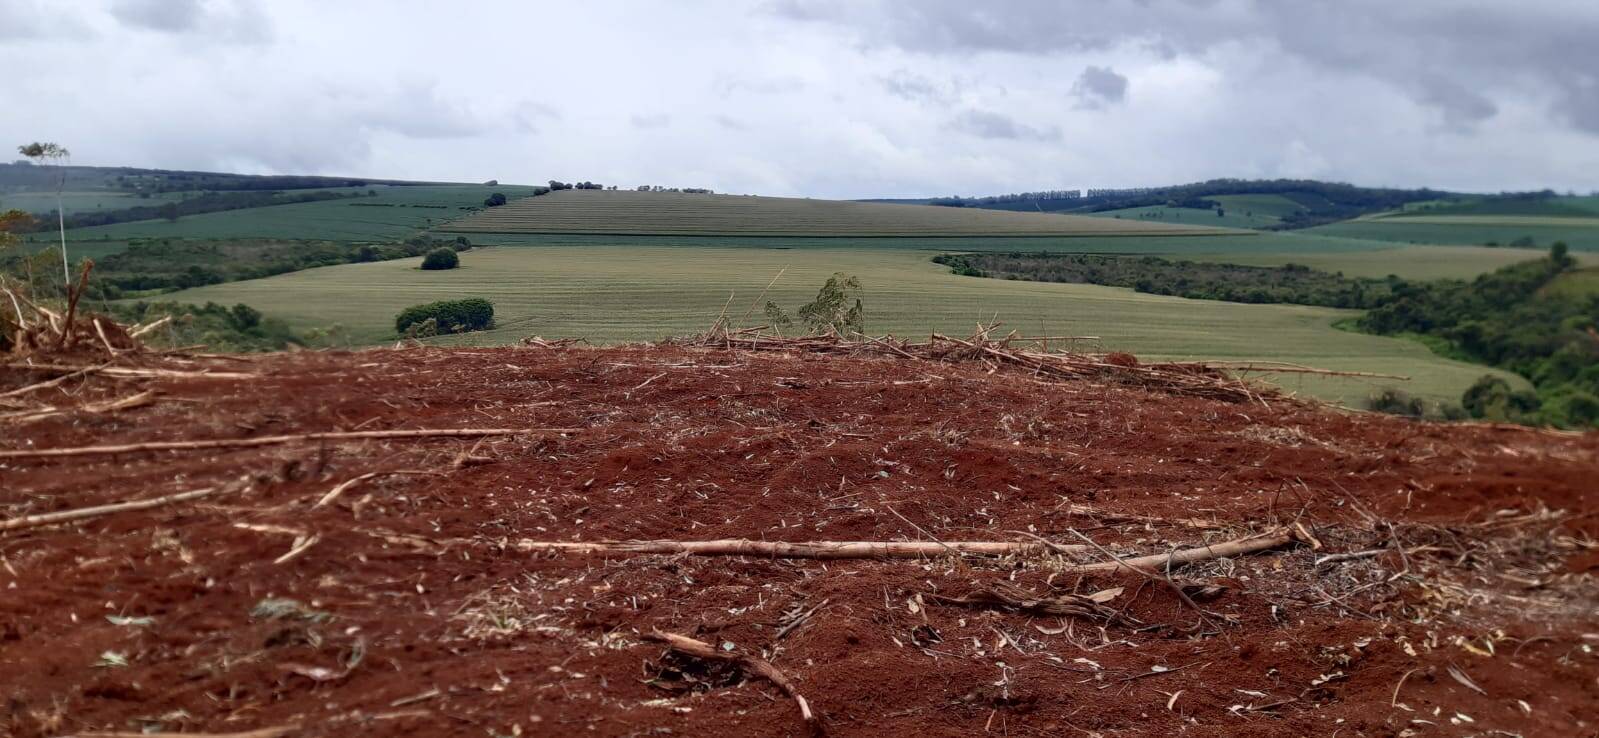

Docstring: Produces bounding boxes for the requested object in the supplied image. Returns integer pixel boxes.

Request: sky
[3,0,1598,199]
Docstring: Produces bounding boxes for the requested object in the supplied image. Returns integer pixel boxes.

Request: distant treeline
[918,178,1567,230]
[14,189,364,233]
[0,161,439,193]
[932,252,1394,308]
[935,246,1598,427]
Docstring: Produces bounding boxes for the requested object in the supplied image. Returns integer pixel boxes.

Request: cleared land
[5,346,1596,738]
[442,189,1238,237]
[30,185,536,243]
[165,244,1523,405]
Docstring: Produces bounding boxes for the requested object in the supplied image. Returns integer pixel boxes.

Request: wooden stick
[127,314,173,339]
[0,427,580,460]
[644,631,819,730]
[1065,529,1296,574]
[516,539,1088,558]
[515,531,1293,568]
[1207,362,1410,380]
[313,469,439,509]
[64,726,296,738]
[5,362,256,380]
[0,482,243,532]
[0,362,112,398]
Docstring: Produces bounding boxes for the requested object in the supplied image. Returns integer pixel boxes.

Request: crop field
[1541,267,1599,299]
[1184,244,1590,279]
[1211,193,1309,219]
[163,244,1521,405]
[1086,204,1279,229]
[0,190,189,215]
[30,185,539,243]
[1309,215,1599,250]
[442,189,1237,237]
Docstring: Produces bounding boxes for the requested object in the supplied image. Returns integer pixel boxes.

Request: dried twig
[1,479,249,532]
[64,727,296,738]
[645,631,819,731]
[0,427,580,460]
[313,469,441,509]
[517,539,1087,559]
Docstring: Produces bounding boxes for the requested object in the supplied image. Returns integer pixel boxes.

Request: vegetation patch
[395,298,494,336]
[421,247,460,270]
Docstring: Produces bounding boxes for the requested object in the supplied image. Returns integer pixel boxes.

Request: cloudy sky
[4,0,1597,198]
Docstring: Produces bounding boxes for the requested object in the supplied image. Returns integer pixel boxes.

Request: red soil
[2,345,1596,737]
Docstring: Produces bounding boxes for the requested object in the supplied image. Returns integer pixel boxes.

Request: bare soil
[2,345,1596,737]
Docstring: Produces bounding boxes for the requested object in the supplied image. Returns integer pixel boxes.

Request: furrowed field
[27,185,536,244]
[162,244,1523,405]
[441,189,1237,237]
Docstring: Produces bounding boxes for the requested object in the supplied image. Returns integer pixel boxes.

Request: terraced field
[164,244,1523,405]
[442,189,1238,237]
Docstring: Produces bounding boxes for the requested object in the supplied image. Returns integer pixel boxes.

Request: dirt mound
[2,345,1596,737]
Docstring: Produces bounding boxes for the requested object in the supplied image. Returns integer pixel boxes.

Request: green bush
[420,247,459,270]
[394,298,494,335]
[1366,388,1425,418]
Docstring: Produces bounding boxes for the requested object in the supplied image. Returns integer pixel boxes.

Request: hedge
[394,298,495,335]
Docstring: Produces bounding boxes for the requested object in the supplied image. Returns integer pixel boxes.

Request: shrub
[394,298,494,335]
[453,236,473,251]
[1366,388,1425,418]
[420,247,459,270]
[483,192,508,207]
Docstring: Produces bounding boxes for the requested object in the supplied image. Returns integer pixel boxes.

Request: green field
[1309,215,1599,251]
[442,189,1236,237]
[28,185,538,243]
[1089,204,1280,229]
[0,190,188,215]
[1541,267,1599,299]
[161,244,1522,406]
[1186,244,1594,279]
[1089,194,1307,230]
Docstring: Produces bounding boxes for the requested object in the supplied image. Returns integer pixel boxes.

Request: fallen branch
[1,479,249,533]
[312,469,441,509]
[0,427,580,460]
[516,538,1088,559]
[928,584,1130,624]
[5,362,256,380]
[1065,529,1296,574]
[645,631,819,732]
[0,362,111,398]
[64,726,296,738]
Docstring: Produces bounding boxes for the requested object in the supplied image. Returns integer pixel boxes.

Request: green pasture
[161,244,1523,406]
[0,190,187,215]
[29,185,539,243]
[1308,216,1599,251]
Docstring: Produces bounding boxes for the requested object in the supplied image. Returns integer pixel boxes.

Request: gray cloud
[1071,65,1127,109]
[110,0,203,31]
[948,109,1059,141]
[771,0,1599,134]
[2,2,1596,197]
[630,113,671,129]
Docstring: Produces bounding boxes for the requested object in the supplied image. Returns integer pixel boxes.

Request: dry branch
[0,480,248,533]
[516,538,1088,559]
[928,584,1130,624]
[64,726,296,738]
[313,469,440,508]
[1065,529,1296,574]
[5,362,256,380]
[0,427,580,460]
[645,631,819,731]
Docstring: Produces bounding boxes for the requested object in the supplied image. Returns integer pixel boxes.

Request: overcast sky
[4,0,1598,198]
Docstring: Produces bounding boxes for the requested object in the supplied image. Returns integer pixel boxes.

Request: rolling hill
[441,189,1239,238]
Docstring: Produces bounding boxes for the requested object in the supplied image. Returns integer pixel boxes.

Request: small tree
[17,142,71,290]
[797,272,865,335]
[421,247,459,270]
[483,192,508,207]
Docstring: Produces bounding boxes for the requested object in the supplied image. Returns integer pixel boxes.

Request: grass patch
[158,244,1522,406]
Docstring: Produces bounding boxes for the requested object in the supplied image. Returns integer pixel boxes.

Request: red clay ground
[2,345,1597,737]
